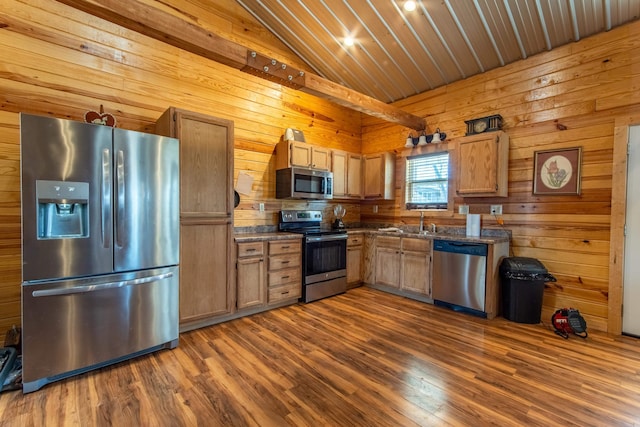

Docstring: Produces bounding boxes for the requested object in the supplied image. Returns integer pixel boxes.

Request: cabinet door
[176,111,234,215]
[457,131,508,197]
[332,150,348,197]
[311,147,330,170]
[364,153,394,199]
[156,108,235,329]
[375,247,401,288]
[180,223,234,322]
[364,154,383,198]
[347,245,363,285]
[290,142,312,167]
[347,154,362,197]
[401,250,430,295]
[237,256,266,310]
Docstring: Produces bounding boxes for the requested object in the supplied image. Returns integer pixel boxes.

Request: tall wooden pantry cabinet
[156,108,235,331]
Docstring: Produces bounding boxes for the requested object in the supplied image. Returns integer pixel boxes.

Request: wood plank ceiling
[236,0,640,103]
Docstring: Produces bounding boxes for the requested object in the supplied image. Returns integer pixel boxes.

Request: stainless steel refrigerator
[20,113,180,393]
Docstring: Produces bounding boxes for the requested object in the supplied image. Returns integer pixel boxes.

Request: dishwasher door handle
[434,239,487,256]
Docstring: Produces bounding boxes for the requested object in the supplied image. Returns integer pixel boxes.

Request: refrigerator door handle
[101,148,111,248]
[115,149,125,248]
[30,272,174,297]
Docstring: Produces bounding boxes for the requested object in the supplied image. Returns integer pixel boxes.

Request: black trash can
[500,257,556,324]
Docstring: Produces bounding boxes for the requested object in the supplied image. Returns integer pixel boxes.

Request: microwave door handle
[101,148,111,248]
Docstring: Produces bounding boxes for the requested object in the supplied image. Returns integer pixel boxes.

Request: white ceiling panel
[236,0,640,103]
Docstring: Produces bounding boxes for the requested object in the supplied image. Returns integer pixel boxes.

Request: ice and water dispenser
[36,180,89,239]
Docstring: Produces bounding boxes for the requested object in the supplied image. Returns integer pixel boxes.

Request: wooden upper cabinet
[156,108,235,216]
[347,153,362,197]
[363,152,395,200]
[456,131,509,197]
[276,140,330,170]
[332,150,362,198]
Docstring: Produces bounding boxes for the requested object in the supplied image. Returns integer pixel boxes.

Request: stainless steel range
[279,210,347,302]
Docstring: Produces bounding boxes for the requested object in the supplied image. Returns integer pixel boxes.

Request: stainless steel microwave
[276,167,333,200]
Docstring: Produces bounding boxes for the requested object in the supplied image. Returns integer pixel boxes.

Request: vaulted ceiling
[237,0,640,104]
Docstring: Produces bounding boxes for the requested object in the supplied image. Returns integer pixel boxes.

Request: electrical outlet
[490,204,502,215]
[373,205,379,213]
[458,205,469,215]
[259,203,264,212]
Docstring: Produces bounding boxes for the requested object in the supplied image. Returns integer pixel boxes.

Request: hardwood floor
[2,286,640,426]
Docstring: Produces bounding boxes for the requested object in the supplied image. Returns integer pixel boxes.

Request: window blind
[405,152,449,210]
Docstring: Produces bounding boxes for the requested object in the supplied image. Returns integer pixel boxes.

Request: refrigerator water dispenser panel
[36,180,89,239]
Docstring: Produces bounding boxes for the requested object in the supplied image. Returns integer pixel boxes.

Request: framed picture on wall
[533,147,582,195]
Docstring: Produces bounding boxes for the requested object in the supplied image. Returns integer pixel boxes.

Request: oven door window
[304,238,346,276]
[294,174,325,195]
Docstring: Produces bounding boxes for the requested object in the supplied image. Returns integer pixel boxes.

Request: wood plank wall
[0,0,361,333]
[1,0,638,334]
[361,19,640,333]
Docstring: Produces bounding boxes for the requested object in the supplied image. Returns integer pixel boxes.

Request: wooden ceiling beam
[302,73,425,131]
[54,0,426,131]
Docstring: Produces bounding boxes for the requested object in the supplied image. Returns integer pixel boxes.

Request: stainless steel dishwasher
[432,239,488,316]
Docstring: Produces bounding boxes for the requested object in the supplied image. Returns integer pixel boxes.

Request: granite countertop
[234,226,510,244]
[346,227,510,244]
[234,232,303,243]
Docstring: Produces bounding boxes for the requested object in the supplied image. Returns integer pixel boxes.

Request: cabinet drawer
[268,282,301,303]
[269,240,301,255]
[268,267,301,287]
[237,241,264,258]
[402,238,430,253]
[376,236,401,249]
[269,253,300,270]
[348,235,363,246]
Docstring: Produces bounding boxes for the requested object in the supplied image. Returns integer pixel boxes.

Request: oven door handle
[305,234,348,243]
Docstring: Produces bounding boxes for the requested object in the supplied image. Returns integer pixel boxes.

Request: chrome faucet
[419,211,424,233]
[430,223,437,233]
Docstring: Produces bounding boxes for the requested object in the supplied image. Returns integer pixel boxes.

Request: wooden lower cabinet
[400,238,431,296]
[347,234,364,287]
[236,241,266,310]
[374,235,431,296]
[180,222,234,325]
[375,236,401,288]
[267,239,302,303]
[235,237,302,315]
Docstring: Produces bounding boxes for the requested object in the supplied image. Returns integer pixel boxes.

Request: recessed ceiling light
[403,1,416,12]
[344,36,355,47]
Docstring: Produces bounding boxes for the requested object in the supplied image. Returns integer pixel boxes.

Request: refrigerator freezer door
[20,114,114,281]
[21,266,179,393]
[113,128,179,271]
